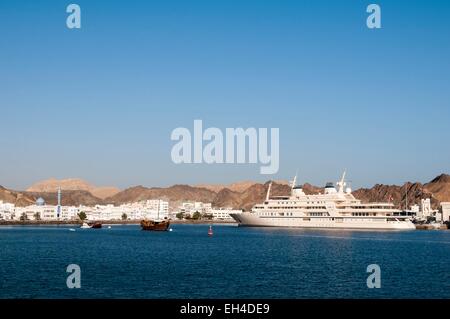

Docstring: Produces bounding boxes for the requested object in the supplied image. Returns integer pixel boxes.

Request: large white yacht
[230,172,415,230]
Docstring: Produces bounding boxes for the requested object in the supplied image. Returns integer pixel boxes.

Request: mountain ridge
[26,178,120,199]
[2,174,449,211]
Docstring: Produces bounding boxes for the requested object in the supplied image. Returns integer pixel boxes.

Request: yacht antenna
[337,170,347,193]
[405,184,408,211]
[291,169,298,190]
[266,181,272,202]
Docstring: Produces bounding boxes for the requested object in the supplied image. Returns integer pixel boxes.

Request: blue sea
[0,224,449,298]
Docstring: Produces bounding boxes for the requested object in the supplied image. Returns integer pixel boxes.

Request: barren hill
[0,186,35,207]
[196,181,257,193]
[27,178,120,199]
[105,185,218,210]
[2,174,450,211]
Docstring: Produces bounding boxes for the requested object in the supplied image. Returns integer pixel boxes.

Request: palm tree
[78,211,87,221]
[192,211,201,220]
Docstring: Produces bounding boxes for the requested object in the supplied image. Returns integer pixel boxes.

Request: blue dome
[36,197,45,206]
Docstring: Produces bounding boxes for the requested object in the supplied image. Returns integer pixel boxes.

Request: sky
[0,0,449,190]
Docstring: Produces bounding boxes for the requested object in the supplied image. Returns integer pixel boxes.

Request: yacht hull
[230,213,416,230]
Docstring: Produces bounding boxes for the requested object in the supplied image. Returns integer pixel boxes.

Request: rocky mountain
[212,188,242,209]
[196,181,258,193]
[210,174,450,211]
[353,182,438,209]
[196,180,289,193]
[2,174,450,210]
[27,178,120,199]
[0,186,35,206]
[104,181,291,211]
[24,190,104,207]
[424,174,450,203]
[210,183,270,211]
[301,183,324,195]
[352,175,450,209]
[105,185,218,210]
[1,185,104,207]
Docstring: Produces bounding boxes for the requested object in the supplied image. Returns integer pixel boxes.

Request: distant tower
[57,187,61,219]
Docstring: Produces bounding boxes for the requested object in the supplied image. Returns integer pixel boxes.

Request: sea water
[0,224,449,298]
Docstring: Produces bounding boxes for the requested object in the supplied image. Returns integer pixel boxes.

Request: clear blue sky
[1,0,449,190]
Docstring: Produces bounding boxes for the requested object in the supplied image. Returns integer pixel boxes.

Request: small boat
[88,222,102,229]
[140,219,170,231]
[80,222,91,229]
[208,225,213,236]
[69,228,76,232]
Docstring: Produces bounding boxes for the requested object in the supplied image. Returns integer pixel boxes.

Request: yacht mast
[405,184,408,211]
[291,170,298,191]
[337,170,347,193]
[265,182,272,202]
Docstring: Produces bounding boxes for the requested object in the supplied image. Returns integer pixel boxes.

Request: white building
[144,199,169,214]
[179,202,212,217]
[122,199,169,220]
[14,205,58,221]
[211,208,242,220]
[138,199,169,219]
[410,204,420,215]
[59,206,80,220]
[0,195,171,222]
[86,205,123,221]
[85,200,170,221]
[0,200,15,220]
[441,202,450,223]
[421,198,433,218]
[415,198,440,220]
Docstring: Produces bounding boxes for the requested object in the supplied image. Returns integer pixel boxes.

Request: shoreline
[0,219,237,226]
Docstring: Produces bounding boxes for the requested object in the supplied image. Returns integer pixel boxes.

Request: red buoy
[208,225,213,236]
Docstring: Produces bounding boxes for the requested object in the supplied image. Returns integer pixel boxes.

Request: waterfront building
[0,200,15,220]
[419,198,433,219]
[144,199,169,215]
[410,204,420,214]
[83,200,170,221]
[179,202,212,217]
[123,199,169,220]
[0,197,171,222]
[144,199,169,220]
[211,208,242,220]
[87,204,123,220]
[14,205,57,221]
[59,206,80,220]
[441,202,450,222]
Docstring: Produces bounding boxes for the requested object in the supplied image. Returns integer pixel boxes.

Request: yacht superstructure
[230,172,415,230]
